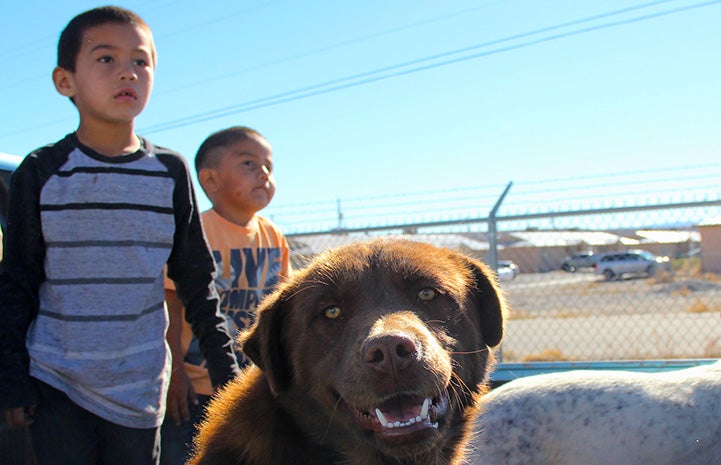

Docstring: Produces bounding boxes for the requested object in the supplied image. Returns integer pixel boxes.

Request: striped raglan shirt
[0,133,239,428]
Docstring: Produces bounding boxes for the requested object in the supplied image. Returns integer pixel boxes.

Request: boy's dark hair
[195,126,267,173]
[58,5,155,72]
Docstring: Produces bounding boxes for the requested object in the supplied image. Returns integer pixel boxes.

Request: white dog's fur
[467,361,721,465]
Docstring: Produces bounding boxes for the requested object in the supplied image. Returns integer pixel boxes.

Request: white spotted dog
[467,360,721,465]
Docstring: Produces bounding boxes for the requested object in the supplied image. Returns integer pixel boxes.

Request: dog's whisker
[450,347,489,356]
[320,395,343,445]
[284,280,326,300]
[446,374,464,408]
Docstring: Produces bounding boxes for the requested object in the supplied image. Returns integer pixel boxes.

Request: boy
[0,7,239,465]
[160,126,291,465]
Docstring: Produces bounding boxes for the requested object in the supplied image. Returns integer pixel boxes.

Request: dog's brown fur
[188,238,506,465]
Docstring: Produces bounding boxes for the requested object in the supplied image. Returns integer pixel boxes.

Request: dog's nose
[362,333,418,374]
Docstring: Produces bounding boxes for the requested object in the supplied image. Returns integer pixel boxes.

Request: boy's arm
[162,153,240,388]
[165,288,198,425]
[0,156,46,411]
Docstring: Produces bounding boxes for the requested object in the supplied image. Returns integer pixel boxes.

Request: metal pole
[488,182,513,271]
[336,198,343,230]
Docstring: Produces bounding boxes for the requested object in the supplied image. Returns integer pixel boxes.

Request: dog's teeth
[375,408,389,427]
[421,398,430,418]
[375,400,432,430]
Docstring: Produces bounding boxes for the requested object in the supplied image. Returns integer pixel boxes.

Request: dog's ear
[240,287,291,396]
[462,256,506,348]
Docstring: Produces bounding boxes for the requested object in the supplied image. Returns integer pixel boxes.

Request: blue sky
[1,0,719,232]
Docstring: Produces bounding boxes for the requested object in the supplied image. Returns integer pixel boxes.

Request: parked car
[497,260,520,281]
[561,252,596,272]
[0,152,22,230]
[594,250,670,281]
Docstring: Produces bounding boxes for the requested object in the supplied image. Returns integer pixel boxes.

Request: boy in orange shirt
[160,126,291,464]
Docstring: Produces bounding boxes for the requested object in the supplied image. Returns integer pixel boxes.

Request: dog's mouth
[345,393,450,444]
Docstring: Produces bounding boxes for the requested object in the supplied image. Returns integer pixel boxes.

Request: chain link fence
[285,198,721,363]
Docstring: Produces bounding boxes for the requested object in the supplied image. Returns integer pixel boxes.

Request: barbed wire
[265,163,721,232]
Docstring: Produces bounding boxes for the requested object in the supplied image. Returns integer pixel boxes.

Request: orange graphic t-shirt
[165,209,291,395]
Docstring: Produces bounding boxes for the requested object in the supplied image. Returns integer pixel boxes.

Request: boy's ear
[198,168,218,194]
[52,67,75,98]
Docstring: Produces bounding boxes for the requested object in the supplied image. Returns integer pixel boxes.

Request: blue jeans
[159,394,212,465]
[29,380,160,465]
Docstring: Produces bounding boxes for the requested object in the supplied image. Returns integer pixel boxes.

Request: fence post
[488,182,513,271]
[488,182,512,363]
[336,198,344,230]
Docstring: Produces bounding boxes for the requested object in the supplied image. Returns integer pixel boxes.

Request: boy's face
[53,22,155,127]
[203,137,276,218]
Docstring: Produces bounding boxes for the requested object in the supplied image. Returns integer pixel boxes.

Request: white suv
[594,250,670,280]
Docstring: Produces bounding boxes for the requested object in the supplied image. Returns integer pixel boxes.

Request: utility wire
[0,0,512,138]
[266,163,721,212]
[140,0,720,134]
[152,0,509,98]
[1,0,714,140]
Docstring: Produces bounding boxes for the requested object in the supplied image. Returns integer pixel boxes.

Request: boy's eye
[98,56,113,63]
[134,59,149,67]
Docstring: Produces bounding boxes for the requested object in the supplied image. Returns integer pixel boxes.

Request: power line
[151,0,510,98]
[153,0,280,40]
[0,0,513,138]
[2,0,717,142]
[266,162,721,212]
[140,0,720,134]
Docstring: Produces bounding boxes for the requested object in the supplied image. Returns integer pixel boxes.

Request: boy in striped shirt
[0,7,239,465]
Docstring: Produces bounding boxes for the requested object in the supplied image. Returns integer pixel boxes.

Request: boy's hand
[166,369,197,426]
[4,406,35,427]
[164,287,197,425]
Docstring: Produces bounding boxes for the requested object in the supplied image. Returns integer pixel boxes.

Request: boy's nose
[119,65,138,81]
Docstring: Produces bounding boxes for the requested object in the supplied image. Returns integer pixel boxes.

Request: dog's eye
[324,306,342,319]
[418,288,436,301]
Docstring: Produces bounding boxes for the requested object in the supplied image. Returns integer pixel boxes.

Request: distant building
[699,217,721,273]
[286,228,703,274]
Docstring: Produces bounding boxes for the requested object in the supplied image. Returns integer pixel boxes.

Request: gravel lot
[497,270,721,361]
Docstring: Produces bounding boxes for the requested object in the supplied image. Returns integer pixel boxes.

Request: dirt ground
[497,270,721,361]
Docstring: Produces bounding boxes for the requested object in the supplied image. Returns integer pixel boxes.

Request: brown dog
[189,238,506,465]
